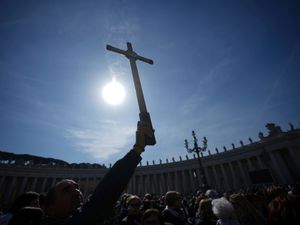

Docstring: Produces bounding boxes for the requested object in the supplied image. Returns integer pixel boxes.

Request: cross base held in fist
[133,121,155,154]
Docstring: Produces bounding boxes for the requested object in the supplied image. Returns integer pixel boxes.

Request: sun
[102,78,126,105]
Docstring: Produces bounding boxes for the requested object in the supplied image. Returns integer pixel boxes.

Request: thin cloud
[179,54,235,116]
[180,95,207,116]
[199,54,236,86]
[66,120,135,159]
[108,21,139,36]
[106,57,129,80]
[256,43,299,124]
[104,17,140,47]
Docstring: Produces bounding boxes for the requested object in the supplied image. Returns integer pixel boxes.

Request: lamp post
[185,131,208,191]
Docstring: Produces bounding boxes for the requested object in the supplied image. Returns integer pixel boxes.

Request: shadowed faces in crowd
[127,196,142,216]
[45,179,83,218]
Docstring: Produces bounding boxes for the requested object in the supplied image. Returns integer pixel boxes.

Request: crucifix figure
[106,42,156,145]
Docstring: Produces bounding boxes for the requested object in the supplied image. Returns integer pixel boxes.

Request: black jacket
[42,150,141,225]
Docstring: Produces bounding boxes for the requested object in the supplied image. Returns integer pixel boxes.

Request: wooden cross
[106,42,156,145]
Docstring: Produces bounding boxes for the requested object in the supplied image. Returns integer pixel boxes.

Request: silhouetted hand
[133,121,154,154]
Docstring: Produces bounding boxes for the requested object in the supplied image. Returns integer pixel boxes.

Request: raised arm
[68,121,154,225]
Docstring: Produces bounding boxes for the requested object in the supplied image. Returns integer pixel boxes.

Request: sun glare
[102,78,125,105]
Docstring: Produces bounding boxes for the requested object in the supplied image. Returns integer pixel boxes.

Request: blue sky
[1,0,300,165]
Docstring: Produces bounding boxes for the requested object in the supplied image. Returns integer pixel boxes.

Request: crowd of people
[1,183,299,225]
[0,122,299,225]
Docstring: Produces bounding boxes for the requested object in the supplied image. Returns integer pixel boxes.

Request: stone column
[81,178,87,199]
[161,173,166,194]
[228,162,238,190]
[220,164,230,191]
[93,177,97,191]
[130,174,136,194]
[157,174,161,194]
[0,176,5,190]
[143,175,146,195]
[256,156,265,169]
[139,175,142,195]
[268,152,286,183]
[41,178,48,193]
[31,177,38,191]
[139,175,143,195]
[145,175,149,194]
[140,175,143,194]
[0,176,6,201]
[166,172,170,190]
[287,147,300,173]
[135,175,139,195]
[171,172,175,190]
[7,177,17,203]
[139,175,143,196]
[203,166,211,188]
[162,173,166,191]
[51,177,57,187]
[17,177,27,195]
[211,165,219,190]
[189,170,195,191]
[237,160,250,187]
[167,172,172,190]
[181,170,186,194]
[136,175,140,195]
[142,175,147,195]
[164,172,169,193]
[154,174,159,195]
[127,177,132,193]
[246,158,255,171]
[151,174,156,194]
[195,168,201,188]
[159,173,164,195]
[273,152,292,183]
[174,172,179,191]
[176,171,181,193]
[174,171,179,192]
[146,174,151,193]
[150,174,154,194]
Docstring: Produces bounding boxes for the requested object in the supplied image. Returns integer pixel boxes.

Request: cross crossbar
[107,42,153,65]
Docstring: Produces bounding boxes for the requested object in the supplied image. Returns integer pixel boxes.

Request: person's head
[121,193,131,204]
[9,192,40,213]
[142,209,164,225]
[144,193,152,202]
[165,191,182,209]
[196,193,207,205]
[44,179,83,218]
[223,191,233,200]
[198,199,216,222]
[211,197,236,220]
[205,189,218,200]
[8,207,43,225]
[126,195,142,216]
[267,194,296,225]
[230,193,266,225]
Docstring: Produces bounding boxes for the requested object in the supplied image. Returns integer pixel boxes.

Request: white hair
[211,197,235,219]
[205,189,218,199]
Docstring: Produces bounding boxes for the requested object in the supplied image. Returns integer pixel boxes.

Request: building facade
[1,125,300,208]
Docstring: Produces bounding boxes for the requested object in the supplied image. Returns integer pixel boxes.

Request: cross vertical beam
[106,42,156,145]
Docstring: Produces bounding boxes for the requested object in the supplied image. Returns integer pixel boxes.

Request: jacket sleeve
[67,149,142,225]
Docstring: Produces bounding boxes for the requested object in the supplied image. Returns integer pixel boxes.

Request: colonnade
[127,168,199,196]
[1,131,299,207]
